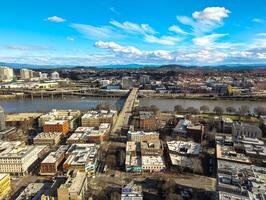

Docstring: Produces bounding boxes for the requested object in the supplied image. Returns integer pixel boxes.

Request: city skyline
[1,0,266,66]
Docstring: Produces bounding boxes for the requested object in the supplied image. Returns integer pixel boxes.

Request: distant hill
[0,61,265,70]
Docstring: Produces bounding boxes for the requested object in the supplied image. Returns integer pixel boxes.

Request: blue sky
[1,0,266,66]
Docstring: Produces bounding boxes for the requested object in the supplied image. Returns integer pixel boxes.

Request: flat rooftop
[82,110,117,119]
[167,141,201,155]
[142,155,165,166]
[34,132,62,139]
[41,145,69,164]
[216,144,251,164]
[44,120,67,125]
[64,143,98,166]
[6,113,42,121]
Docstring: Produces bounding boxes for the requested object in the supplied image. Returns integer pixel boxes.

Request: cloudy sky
[1,0,266,66]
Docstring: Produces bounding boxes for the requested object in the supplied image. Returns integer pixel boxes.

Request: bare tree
[200,105,210,113]
[254,106,266,117]
[226,106,236,114]
[213,106,224,115]
[174,105,185,113]
[238,105,250,116]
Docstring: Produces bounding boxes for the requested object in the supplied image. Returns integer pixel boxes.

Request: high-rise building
[20,68,34,80]
[140,75,150,85]
[122,76,134,89]
[51,71,60,80]
[0,107,6,131]
[0,67,14,82]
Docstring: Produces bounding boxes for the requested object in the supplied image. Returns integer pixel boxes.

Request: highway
[111,87,138,134]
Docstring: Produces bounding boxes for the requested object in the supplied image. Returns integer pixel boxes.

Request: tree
[238,105,250,116]
[254,106,266,116]
[213,106,224,115]
[174,105,184,113]
[150,105,160,115]
[185,107,200,114]
[200,105,210,113]
[226,106,236,114]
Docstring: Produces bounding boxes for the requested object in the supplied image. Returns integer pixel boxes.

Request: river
[0,97,125,113]
[0,97,265,113]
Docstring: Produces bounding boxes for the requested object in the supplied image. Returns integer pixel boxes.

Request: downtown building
[81,110,117,127]
[67,123,111,144]
[39,109,81,131]
[0,67,14,82]
[57,171,88,200]
[126,130,165,173]
[40,145,69,176]
[0,141,49,175]
[63,143,99,176]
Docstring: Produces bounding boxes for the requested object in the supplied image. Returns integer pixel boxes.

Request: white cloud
[144,35,181,45]
[110,7,119,15]
[4,44,50,51]
[169,25,189,35]
[253,18,264,23]
[192,7,230,23]
[67,36,75,41]
[193,34,228,46]
[95,41,174,60]
[256,33,266,37]
[45,16,65,23]
[95,41,143,56]
[70,23,122,39]
[110,20,156,35]
[177,7,230,34]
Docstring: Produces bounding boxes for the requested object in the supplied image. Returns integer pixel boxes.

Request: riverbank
[0,94,17,100]
[139,94,266,101]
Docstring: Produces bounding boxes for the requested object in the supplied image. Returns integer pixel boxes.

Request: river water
[0,97,125,113]
[0,97,265,113]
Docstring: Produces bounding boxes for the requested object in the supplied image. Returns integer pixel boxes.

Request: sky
[1,0,266,66]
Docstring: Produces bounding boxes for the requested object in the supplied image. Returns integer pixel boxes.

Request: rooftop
[139,111,155,120]
[216,143,251,164]
[41,145,69,164]
[167,140,201,155]
[34,132,63,139]
[142,155,165,166]
[82,110,117,119]
[44,120,67,125]
[64,143,98,167]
